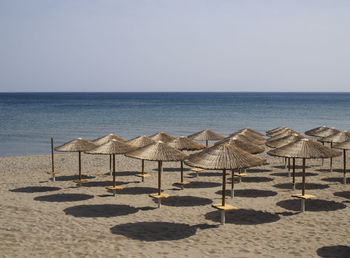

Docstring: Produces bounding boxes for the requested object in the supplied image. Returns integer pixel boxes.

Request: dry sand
[0,149,349,257]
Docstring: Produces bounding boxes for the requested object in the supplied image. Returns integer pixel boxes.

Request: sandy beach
[0,149,349,257]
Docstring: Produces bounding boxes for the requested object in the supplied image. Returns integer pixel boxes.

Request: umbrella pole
[109,154,112,176]
[141,159,145,182]
[288,158,291,177]
[330,142,333,172]
[231,169,235,198]
[157,161,162,208]
[180,161,184,190]
[112,154,116,196]
[78,151,82,181]
[51,137,55,182]
[344,150,347,184]
[321,142,324,166]
[284,157,287,169]
[292,158,296,190]
[221,169,227,225]
[206,140,208,148]
[301,158,306,212]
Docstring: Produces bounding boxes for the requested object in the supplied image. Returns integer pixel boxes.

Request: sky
[0,0,349,92]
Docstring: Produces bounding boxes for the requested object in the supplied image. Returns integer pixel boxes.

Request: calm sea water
[0,92,349,157]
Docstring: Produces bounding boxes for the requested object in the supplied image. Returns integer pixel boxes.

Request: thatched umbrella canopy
[92,134,127,174]
[185,143,266,225]
[126,136,155,181]
[266,126,288,136]
[266,133,305,148]
[149,132,176,143]
[237,128,265,141]
[229,132,264,145]
[86,139,136,195]
[318,130,350,172]
[241,128,264,137]
[267,129,298,142]
[216,136,265,154]
[268,127,295,138]
[334,140,350,184]
[188,129,225,147]
[55,138,97,184]
[267,138,341,212]
[168,136,205,186]
[312,127,340,138]
[305,126,329,137]
[125,141,187,207]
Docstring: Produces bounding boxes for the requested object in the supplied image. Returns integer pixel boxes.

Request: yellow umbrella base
[73,179,88,184]
[291,194,316,200]
[235,173,247,177]
[174,181,190,185]
[191,168,204,172]
[106,186,123,191]
[135,174,151,178]
[149,193,170,199]
[212,204,237,211]
[47,171,60,175]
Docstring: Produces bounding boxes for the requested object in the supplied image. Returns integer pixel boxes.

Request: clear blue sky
[0,0,349,92]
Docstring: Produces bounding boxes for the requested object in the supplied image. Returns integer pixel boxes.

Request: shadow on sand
[34,193,94,202]
[10,186,61,193]
[54,175,95,181]
[184,181,221,188]
[153,167,191,172]
[104,171,139,177]
[246,168,272,173]
[81,180,129,187]
[270,172,318,177]
[321,177,350,184]
[205,209,280,225]
[110,222,216,241]
[215,189,278,198]
[316,245,350,258]
[64,204,139,218]
[273,183,329,190]
[276,199,346,212]
[241,177,274,183]
[155,195,212,207]
[188,172,222,177]
[118,187,159,195]
[334,191,350,200]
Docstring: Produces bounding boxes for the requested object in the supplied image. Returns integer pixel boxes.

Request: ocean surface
[0,92,349,157]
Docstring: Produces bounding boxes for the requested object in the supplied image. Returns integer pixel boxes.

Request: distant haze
[0,1,349,92]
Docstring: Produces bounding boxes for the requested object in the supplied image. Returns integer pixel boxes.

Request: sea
[0,92,349,157]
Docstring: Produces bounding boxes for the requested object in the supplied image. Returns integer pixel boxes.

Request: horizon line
[1,91,350,94]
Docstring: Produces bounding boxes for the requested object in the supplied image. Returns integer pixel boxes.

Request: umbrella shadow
[241,177,274,183]
[81,180,128,187]
[205,209,280,225]
[276,199,346,212]
[315,168,343,173]
[184,181,221,188]
[215,189,278,198]
[10,186,61,193]
[104,171,139,177]
[152,167,190,172]
[246,168,272,173]
[154,196,213,207]
[273,165,311,169]
[316,245,350,257]
[34,193,94,202]
[321,177,350,184]
[118,187,159,195]
[188,172,221,177]
[334,191,350,200]
[110,222,216,241]
[273,183,329,190]
[270,172,318,177]
[64,204,139,218]
[54,175,95,181]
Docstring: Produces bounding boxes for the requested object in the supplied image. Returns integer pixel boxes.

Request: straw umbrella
[86,139,136,196]
[267,138,341,212]
[149,132,176,143]
[237,128,265,141]
[127,136,155,181]
[55,138,97,184]
[333,140,350,184]
[305,126,329,137]
[168,136,205,187]
[313,127,340,138]
[188,129,225,147]
[319,131,350,172]
[185,143,266,225]
[267,129,298,142]
[92,134,127,175]
[229,132,264,146]
[125,141,187,208]
[47,137,60,182]
[266,126,287,136]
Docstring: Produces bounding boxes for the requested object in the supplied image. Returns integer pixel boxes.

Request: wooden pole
[321,142,324,166]
[288,158,291,172]
[231,169,235,198]
[222,169,226,206]
[158,161,162,195]
[180,161,184,183]
[344,149,347,184]
[51,137,54,172]
[330,142,333,172]
[78,151,82,181]
[206,140,208,147]
[141,159,145,182]
[302,158,306,196]
[112,154,116,187]
[292,158,296,190]
[109,154,112,172]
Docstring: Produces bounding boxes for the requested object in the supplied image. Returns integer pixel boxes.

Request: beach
[1,149,349,257]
